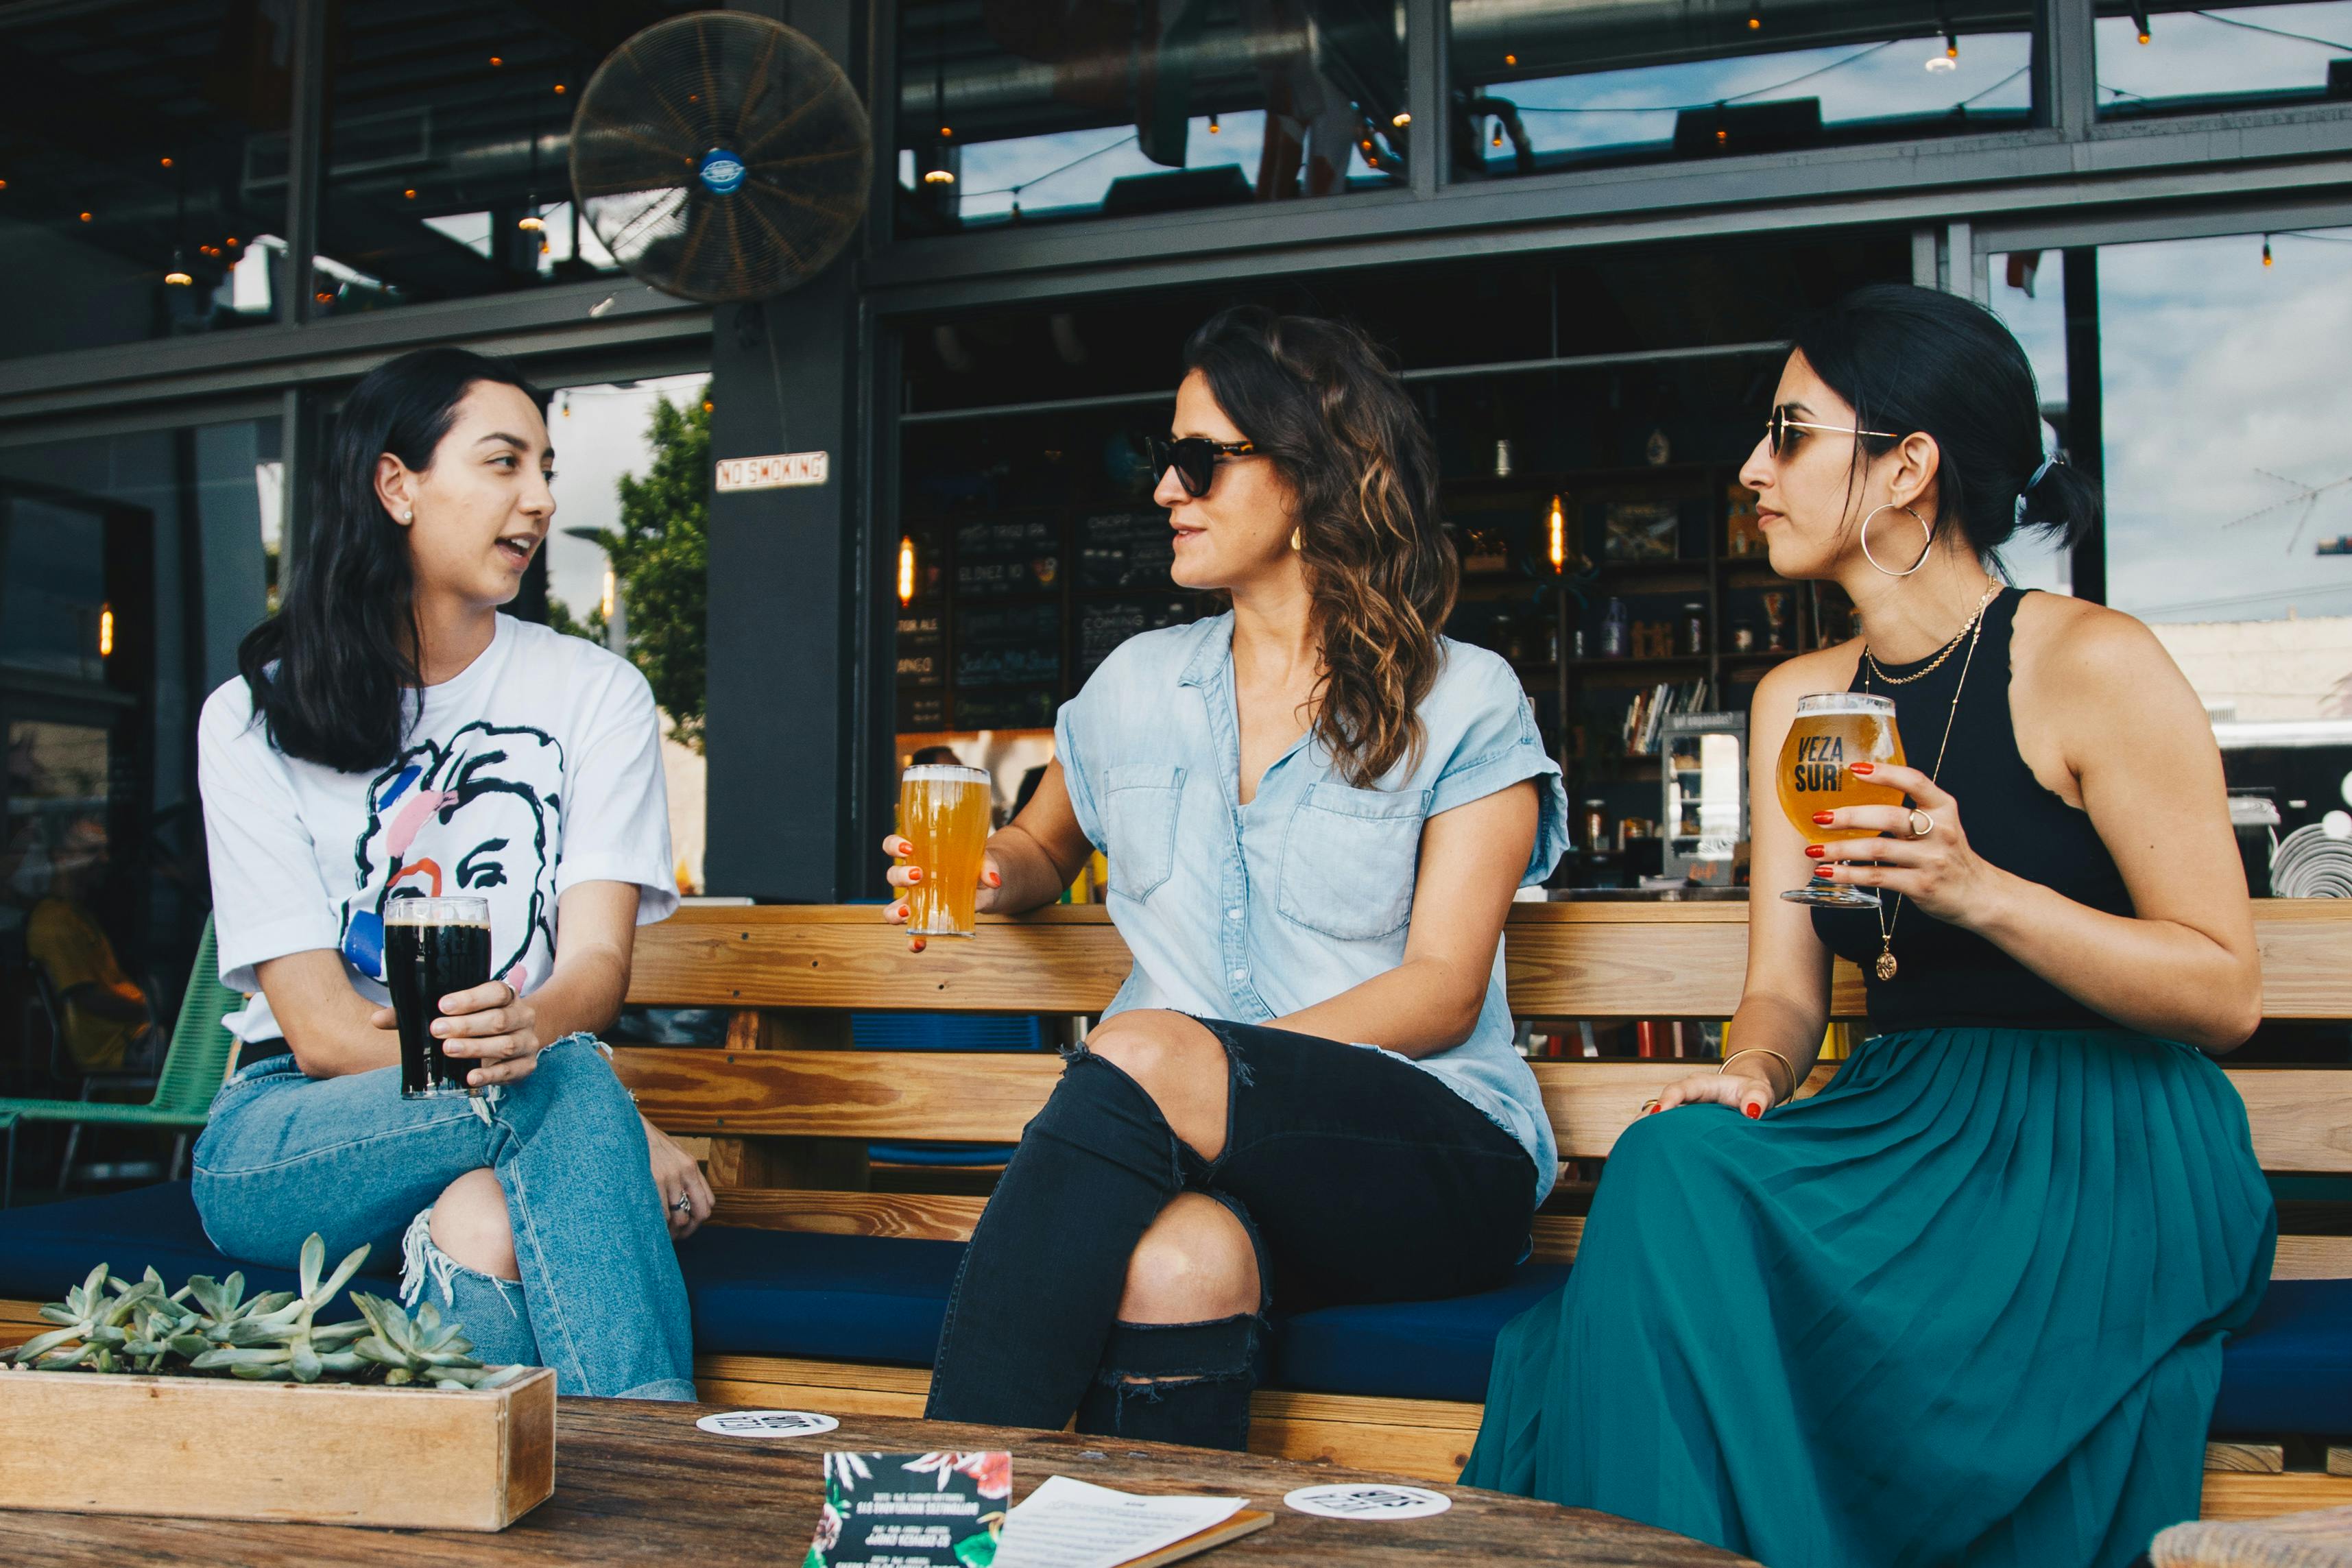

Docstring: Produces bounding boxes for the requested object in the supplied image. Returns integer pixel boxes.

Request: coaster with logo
[695,1409,841,1438]
[1281,1483,1453,1521]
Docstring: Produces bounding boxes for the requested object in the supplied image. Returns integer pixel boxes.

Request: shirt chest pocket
[1102,763,1187,902]
[1277,782,1432,941]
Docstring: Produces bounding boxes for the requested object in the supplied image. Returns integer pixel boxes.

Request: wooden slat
[614,1047,1061,1140]
[2275,1236,2352,1279]
[2330,1447,2352,1477]
[2204,1442,2285,1473]
[626,907,1131,1012]
[711,1188,987,1240]
[629,1047,2352,1184]
[625,900,2352,1019]
[2198,1471,2352,1521]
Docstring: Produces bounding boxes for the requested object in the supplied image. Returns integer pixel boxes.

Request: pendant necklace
[1862,583,2002,982]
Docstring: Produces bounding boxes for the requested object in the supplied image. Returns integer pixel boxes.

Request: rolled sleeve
[1428,660,1569,888]
[1053,690,1107,853]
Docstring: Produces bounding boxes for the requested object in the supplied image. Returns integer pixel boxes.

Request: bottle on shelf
[1599,596,1629,659]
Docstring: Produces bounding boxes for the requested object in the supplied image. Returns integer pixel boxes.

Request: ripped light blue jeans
[191,1033,695,1399]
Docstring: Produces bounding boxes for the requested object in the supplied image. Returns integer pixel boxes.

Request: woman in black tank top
[1465,285,2273,1568]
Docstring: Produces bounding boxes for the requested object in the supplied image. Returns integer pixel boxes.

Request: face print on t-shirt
[339,721,564,995]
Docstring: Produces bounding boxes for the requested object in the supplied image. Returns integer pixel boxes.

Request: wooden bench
[610,900,2352,1523]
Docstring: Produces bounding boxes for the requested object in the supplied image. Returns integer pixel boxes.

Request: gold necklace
[1864,586,2002,981]
[1862,582,2004,686]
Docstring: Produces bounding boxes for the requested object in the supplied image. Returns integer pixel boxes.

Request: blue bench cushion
[4,1184,2345,1436]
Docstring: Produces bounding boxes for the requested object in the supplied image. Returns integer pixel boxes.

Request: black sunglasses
[1149,435,1257,498]
[1764,405,1898,460]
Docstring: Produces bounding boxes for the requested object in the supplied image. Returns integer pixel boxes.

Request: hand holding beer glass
[383,895,494,1098]
[885,764,996,951]
[1777,693,1908,909]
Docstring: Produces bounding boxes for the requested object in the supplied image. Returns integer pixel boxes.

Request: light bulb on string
[1747,2,1761,29]
[1491,122,1503,149]
[1208,113,1220,134]
[2130,6,2150,43]
[2262,236,2274,267]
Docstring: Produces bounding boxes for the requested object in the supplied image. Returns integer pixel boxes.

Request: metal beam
[2035,0,2096,139]
[285,0,328,324]
[1406,0,1444,202]
[861,105,2352,309]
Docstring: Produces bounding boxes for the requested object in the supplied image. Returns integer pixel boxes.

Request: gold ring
[1640,1098,1661,1114]
[1908,808,1935,839]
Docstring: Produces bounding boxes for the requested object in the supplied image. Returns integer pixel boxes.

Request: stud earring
[403,509,414,522]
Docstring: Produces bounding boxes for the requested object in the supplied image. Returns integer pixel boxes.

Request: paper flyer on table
[993,1475,1245,1568]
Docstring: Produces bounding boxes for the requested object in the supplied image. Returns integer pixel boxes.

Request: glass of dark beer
[384,895,493,1099]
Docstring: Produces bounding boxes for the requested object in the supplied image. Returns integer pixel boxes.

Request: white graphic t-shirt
[198,615,677,1045]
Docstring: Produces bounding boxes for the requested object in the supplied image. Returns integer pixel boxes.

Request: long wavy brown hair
[1184,307,1457,788]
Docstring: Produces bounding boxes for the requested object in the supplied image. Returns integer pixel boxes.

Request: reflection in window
[1448,1,2033,179]
[0,1,288,361]
[894,1,1408,234]
[2098,227,2352,746]
[2095,2,2352,119]
[1986,250,2074,596]
[311,2,706,315]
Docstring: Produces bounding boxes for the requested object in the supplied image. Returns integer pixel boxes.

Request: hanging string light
[1208,113,1220,134]
[2262,235,2274,267]
[2130,6,2150,44]
[1747,2,1762,30]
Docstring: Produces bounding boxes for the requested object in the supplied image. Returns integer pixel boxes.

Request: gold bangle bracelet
[1719,1046,1797,1106]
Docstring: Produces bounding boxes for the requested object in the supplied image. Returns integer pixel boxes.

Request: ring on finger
[670,1194,694,1214]
[1907,808,1935,839]
[1640,1098,1660,1113]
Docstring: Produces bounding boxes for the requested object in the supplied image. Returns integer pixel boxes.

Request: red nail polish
[907,868,923,884]
[1744,1103,1762,1119]
[1811,812,1834,825]
[1814,865,1834,878]
[1804,845,1826,859]
[1850,762,1875,775]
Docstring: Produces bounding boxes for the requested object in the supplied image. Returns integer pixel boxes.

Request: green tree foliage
[554,385,711,751]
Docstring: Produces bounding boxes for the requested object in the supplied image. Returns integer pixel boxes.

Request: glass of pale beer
[1777,693,1908,909]
[899,764,992,937]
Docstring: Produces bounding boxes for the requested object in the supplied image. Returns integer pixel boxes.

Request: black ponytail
[1790,283,2100,558]
[236,348,544,773]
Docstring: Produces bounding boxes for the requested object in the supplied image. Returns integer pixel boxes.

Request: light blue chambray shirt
[1055,612,1569,1203]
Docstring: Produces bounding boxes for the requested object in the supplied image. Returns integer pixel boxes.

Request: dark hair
[237,347,544,772]
[1788,282,2100,557]
[1182,306,1457,787]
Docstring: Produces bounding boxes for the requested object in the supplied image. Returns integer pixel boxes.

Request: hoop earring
[1859,503,1932,577]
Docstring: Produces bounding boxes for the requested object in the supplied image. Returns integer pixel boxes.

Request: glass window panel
[2096,226,2352,758]
[1448,1,2035,181]
[311,2,708,315]
[541,372,710,896]
[894,1,1411,237]
[1985,249,2073,596]
[2095,2,2352,119]
[0,418,276,1013]
[0,2,289,362]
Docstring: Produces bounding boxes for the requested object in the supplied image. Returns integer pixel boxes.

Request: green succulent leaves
[3,1234,525,1390]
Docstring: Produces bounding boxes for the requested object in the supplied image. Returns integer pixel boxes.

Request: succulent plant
[189,1234,372,1382]
[3,1233,526,1391]
[350,1292,527,1390]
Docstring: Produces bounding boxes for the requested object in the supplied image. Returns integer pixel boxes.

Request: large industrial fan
[570,13,871,303]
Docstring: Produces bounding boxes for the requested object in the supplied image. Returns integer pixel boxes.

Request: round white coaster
[693,1409,841,1438]
[1282,1483,1454,1520]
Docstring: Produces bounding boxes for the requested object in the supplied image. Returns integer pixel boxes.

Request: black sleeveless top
[1811,589,2133,1031]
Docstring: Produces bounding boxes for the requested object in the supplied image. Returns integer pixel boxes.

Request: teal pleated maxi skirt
[1461,1027,2275,1568]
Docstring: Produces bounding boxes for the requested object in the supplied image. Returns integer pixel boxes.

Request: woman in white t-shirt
[193,348,699,1398]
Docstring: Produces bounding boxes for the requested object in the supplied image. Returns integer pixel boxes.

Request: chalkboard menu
[1078,509,1174,590]
[955,603,1061,688]
[1079,594,1202,675]
[895,610,944,687]
[957,516,1061,596]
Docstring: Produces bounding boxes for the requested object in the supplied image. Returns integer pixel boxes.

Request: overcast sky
[542,372,709,620]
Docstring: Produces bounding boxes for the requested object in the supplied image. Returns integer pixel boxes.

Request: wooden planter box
[0,1366,556,1530]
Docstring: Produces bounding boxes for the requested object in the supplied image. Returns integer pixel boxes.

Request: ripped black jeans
[924,1017,1537,1450]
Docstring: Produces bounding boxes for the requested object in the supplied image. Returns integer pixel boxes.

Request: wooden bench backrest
[617,901,2352,1170]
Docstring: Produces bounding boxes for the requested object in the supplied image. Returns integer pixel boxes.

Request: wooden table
[0,1399,1751,1566]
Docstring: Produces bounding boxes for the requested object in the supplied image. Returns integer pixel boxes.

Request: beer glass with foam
[384,895,494,1098]
[899,764,992,937]
[1777,693,1907,910]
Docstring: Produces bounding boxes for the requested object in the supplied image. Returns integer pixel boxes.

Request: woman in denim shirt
[886,308,1568,1449]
